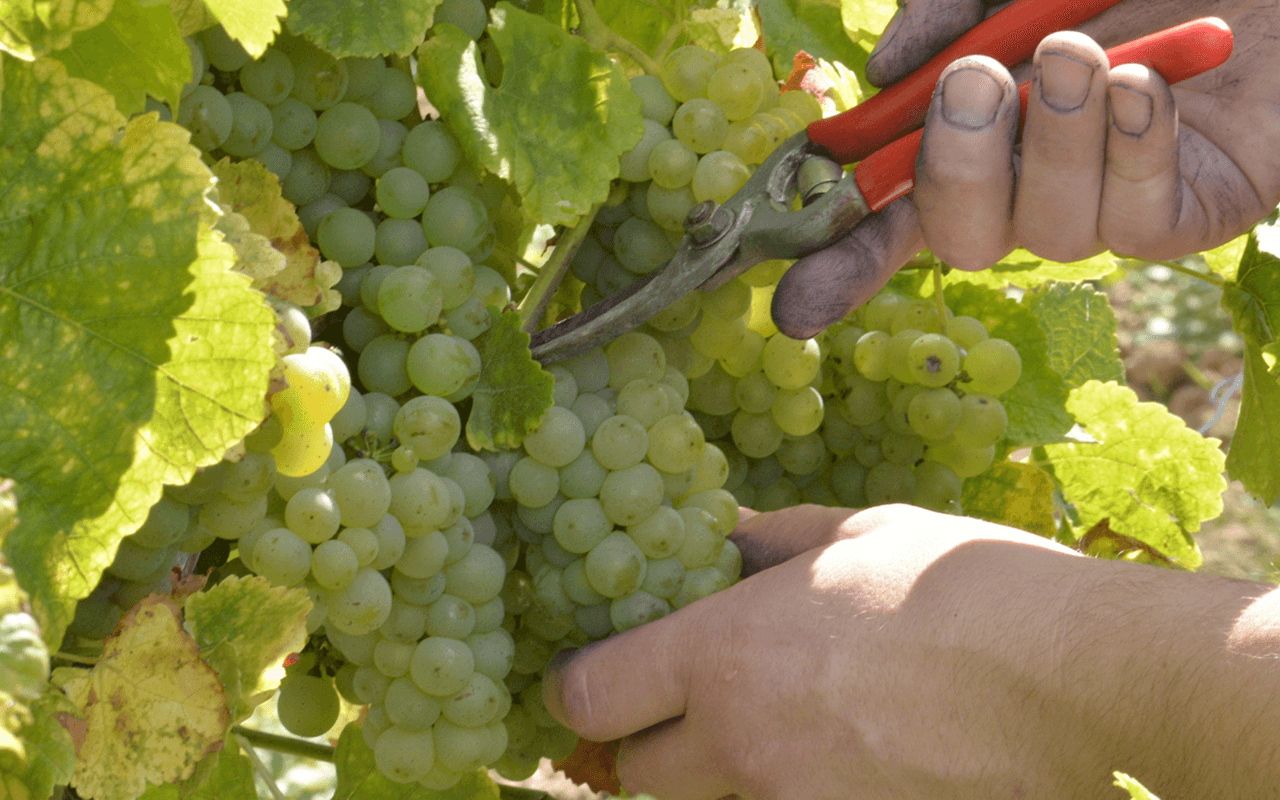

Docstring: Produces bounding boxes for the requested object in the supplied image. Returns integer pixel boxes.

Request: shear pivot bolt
[685,200,732,246]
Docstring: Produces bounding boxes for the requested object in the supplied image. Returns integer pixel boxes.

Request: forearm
[1050,559,1280,796]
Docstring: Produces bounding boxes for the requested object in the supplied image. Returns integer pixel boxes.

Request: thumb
[771,196,924,339]
[865,0,988,87]
[542,603,703,742]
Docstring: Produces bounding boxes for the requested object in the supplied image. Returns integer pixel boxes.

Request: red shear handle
[806,0,1131,164]
[853,17,1233,215]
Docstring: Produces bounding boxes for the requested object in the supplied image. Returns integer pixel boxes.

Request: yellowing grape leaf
[466,309,555,451]
[1022,282,1125,389]
[210,157,338,310]
[50,0,191,114]
[418,4,645,226]
[0,60,276,647]
[1042,381,1224,569]
[0,689,77,800]
[55,596,229,800]
[961,461,1057,539]
[287,0,441,57]
[0,0,114,59]
[183,575,310,723]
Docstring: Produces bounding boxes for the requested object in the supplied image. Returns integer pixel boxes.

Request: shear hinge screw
[685,200,733,246]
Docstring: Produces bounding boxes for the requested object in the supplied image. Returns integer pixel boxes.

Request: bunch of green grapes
[481,330,743,779]
[569,44,823,310]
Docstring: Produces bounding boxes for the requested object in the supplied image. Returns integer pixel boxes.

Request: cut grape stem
[931,262,947,333]
[518,203,602,334]
[231,725,337,763]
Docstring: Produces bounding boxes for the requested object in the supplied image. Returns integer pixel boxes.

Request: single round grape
[281,148,331,207]
[221,92,274,156]
[362,118,408,177]
[631,73,678,125]
[327,567,393,634]
[358,335,412,397]
[314,102,381,170]
[252,527,312,586]
[329,458,392,527]
[731,410,784,459]
[912,461,964,513]
[599,462,665,527]
[402,121,461,182]
[614,217,677,276]
[311,539,359,588]
[406,334,480,399]
[362,67,417,120]
[691,150,751,205]
[592,414,649,471]
[270,97,318,150]
[421,186,492,254]
[508,457,560,509]
[892,299,946,334]
[908,333,961,387]
[707,63,764,121]
[524,406,588,468]
[761,333,820,390]
[271,424,333,478]
[777,89,823,124]
[375,725,434,783]
[374,217,428,266]
[947,315,990,349]
[285,37,349,110]
[317,207,376,267]
[925,441,996,478]
[330,167,373,204]
[241,49,295,105]
[962,338,1022,396]
[771,386,824,437]
[864,461,917,506]
[177,84,232,151]
[646,414,705,474]
[410,636,474,696]
[951,393,1008,449]
[584,531,648,598]
[853,330,892,381]
[377,265,442,332]
[672,98,729,154]
[342,56,387,100]
[276,674,340,737]
[660,45,719,102]
[201,25,249,71]
[886,328,925,384]
[908,387,963,440]
[376,166,431,219]
[619,118,672,183]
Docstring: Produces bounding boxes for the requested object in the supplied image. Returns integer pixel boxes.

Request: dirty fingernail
[1109,84,1153,135]
[1039,51,1095,112]
[942,68,1002,129]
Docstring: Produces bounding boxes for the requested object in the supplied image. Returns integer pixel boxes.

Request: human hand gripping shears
[529,1,1234,364]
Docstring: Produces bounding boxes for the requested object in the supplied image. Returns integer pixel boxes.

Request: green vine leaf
[0,687,78,800]
[1022,281,1125,389]
[944,247,1120,291]
[758,0,864,87]
[0,0,114,59]
[286,0,441,57]
[197,0,285,57]
[1041,381,1225,568]
[466,308,554,451]
[418,3,645,226]
[50,0,191,115]
[943,282,1074,447]
[0,59,276,647]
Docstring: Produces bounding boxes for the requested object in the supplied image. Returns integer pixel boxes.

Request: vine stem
[235,733,289,800]
[653,20,687,65]
[1138,257,1226,287]
[53,651,97,665]
[231,725,336,763]
[575,0,664,75]
[932,261,947,329]
[517,203,602,334]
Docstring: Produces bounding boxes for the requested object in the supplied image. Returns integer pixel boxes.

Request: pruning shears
[530,1,1234,364]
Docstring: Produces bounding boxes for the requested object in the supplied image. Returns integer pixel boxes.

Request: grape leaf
[943,247,1120,290]
[841,0,897,43]
[591,0,673,58]
[1221,221,1280,352]
[1199,233,1249,281]
[418,4,645,226]
[1225,343,1280,504]
[185,747,256,800]
[49,0,190,115]
[0,0,114,59]
[0,688,77,800]
[961,461,1058,539]
[210,158,340,310]
[183,574,310,723]
[198,0,285,57]
[687,4,759,54]
[167,0,216,37]
[54,596,230,800]
[1113,772,1163,800]
[1041,381,1224,569]
[1022,282,1125,389]
[0,60,276,647]
[286,0,440,58]
[757,0,864,88]
[332,724,501,800]
[943,282,1074,446]
[466,309,555,451]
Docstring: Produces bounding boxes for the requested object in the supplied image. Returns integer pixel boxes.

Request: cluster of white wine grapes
[481,331,743,779]
[571,43,822,308]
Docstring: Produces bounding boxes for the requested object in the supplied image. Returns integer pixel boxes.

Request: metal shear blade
[530,130,871,364]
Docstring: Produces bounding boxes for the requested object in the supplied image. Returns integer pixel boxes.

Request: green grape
[671,565,730,609]
[631,73,678,125]
[417,247,476,310]
[342,56,387,100]
[646,414,705,474]
[777,89,823,124]
[961,338,1022,396]
[317,207,376,267]
[853,330,892,381]
[830,458,868,507]
[673,506,723,569]
[660,45,719,102]
[707,63,763,121]
[558,449,608,499]
[860,292,904,332]
[375,265,441,333]
[221,92,274,156]
[329,458,392,527]
[731,409,784,458]
[200,492,267,539]
[362,118,408,177]
[389,467,454,533]
[559,558,606,607]
[702,276,751,319]
[616,379,674,428]
[311,539,359,588]
[734,371,777,414]
[584,531,648,598]
[466,628,515,681]
[406,334,480,398]
[924,441,996,478]
[421,186,493,254]
[748,111,791,155]
[328,567,394,635]
[722,118,771,165]
[358,335,412,397]
[776,432,828,475]
[131,496,190,549]
[272,299,313,357]
[240,49,296,106]
[381,597,430,644]
[599,463,665,526]
[691,150,751,204]
[392,398,459,465]
[672,98,729,154]
[912,461,963,513]
[638,555,682,599]
[722,47,775,102]
[377,166,431,219]
[648,138,698,188]
[392,569,446,607]
[271,424,333,478]
[907,387,962,440]
[888,384,925,435]
[200,25,250,71]
[330,167,373,204]
[438,454,495,517]
[908,333,961,387]
[270,97,318,150]
[313,102,380,170]
[891,299,946,334]
[771,386,823,437]
[761,333,820,390]
[442,544,506,604]
[947,315,989,349]
[252,527,313,586]
[950,393,1008,449]
[298,194,347,240]
[374,725,434,783]
[520,495,566,535]
[718,327,763,376]
[338,526,380,567]
[178,84,232,151]
[368,514,407,571]
[610,590,671,633]
[402,121,461,182]
[436,0,487,38]
[374,218,428,267]
[410,636,474,696]
[255,141,292,180]
[285,486,341,543]
[385,677,443,731]
[426,593,476,639]
[864,461,917,506]
[362,67,417,120]
[614,217,676,276]
[591,415,649,471]
[885,328,924,384]
[619,119,672,183]
[534,566,575,616]
[686,441,729,493]
[104,537,169,582]
[690,313,746,360]
[646,183,697,232]
[523,406,587,468]
[276,674,340,737]
[509,457,560,508]
[284,37,349,110]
